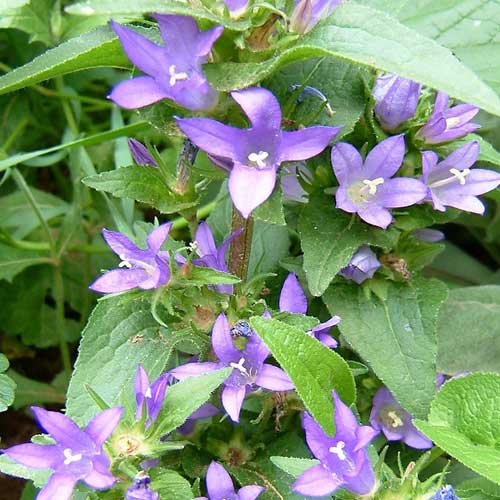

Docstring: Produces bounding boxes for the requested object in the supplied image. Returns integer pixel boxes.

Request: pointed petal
[148,374,169,421]
[188,403,219,420]
[221,385,246,422]
[439,141,479,171]
[354,426,379,451]
[135,364,150,418]
[153,14,199,53]
[89,268,149,294]
[147,223,172,254]
[176,117,239,160]
[432,91,449,117]
[357,206,393,229]
[279,273,307,314]
[402,426,433,449]
[302,412,332,463]
[279,126,340,162]
[111,21,164,76]
[128,139,157,167]
[292,464,341,497]
[108,77,169,109]
[206,461,236,498]
[85,408,123,447]
[244,331,270,364]
[438,194,485,214]
[331,142,362,185]
[195,222,217,257]
[316,333,338,348]
[450,169,500,196]
[332,391,358,435]
[138,257,170,290]
[84,461,116,489]
[38,473,77,500]
[421,150,439,182]
[212,313,241,362]
[196,25,224,58]
[376,178,428,208]
[343,457,376,495]
[101,229,144,260]
[229,163,277,218]
[231,87,282,131]
[217,228,244,266]
[3,444,62,470]
[170,362,219,380]
[311,316,341,336]
[238,485,265,500]
[335,186,358,213]
[255,364,294,391]
[364,134,405,179]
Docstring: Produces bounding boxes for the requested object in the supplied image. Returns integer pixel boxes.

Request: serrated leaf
[250,316,355,435]
[205,2,500,116]
[152,368,230,438]
[271,456,319,478]
[8,370,65,409]
[150,468,194,500]
[437,286,500,374]
[0,354,15,412]
[298,195,398,296]
[253,186,286,226]
[324,277,448,419]
[0,455,50,488]
[187,266,241,286]
[83,165,196,214]
[414,373,500,486]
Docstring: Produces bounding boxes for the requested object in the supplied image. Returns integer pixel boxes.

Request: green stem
[53,260,72,381]
[229,209,254,280]
[55,77,79,135]
[171,201,217,231]
[2,118,29,152]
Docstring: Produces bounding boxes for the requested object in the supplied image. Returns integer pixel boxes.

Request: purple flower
[373,74,421,131]
[3,406,123,500]
[223,0,249,17]
[126,473,159,500]
[176,87,340,218]
[109,15,223,111]
[128,139,157,167]
[279,273,340,348]
[293,391,377,497]
[281,162,311,202]
[170,313,294,422]
[135,365,169,428]
[421,141,500,214]
[195,461,264,500]
[369,387,432,449]
[332,135,428,228]
[417,91,480,144]
[431,485,460,500]
[90,223,172,294]
[290,0,342,34]
[414,228,445,242]
[339,245,380,284]
[177,403,220,435]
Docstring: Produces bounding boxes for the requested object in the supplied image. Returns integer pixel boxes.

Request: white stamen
[119,260,132,268]
[387,410,403,428]
[63,448,83,465]
[362,177,385,195]
[145,387,152,398]
[169,65,189,86]
[248,151,269,168]
[449,168,470,185]
[445,116,461,130]
[229,357,249,376]
[329,441,346,461]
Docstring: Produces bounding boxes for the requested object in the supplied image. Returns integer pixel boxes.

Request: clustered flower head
[3,406,123,500]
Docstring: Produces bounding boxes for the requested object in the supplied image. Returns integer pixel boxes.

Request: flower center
[63,448,83,465]
[118,255,156,275]
[361,177,385,195]
[168,65,189,86]
[387,410,404,428]
[445,116,461,130]
[229,357,249,376]
[329,441,346,461]
[429,168,471,189]
[248,151,269,168]
[145,387,152,398]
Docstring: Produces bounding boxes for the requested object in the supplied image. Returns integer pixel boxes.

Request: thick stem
[229,209,254,280]
[53,266,72,382]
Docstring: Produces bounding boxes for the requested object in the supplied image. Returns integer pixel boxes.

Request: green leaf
[152,368,230,438]
[270,456,319,478]
[0,354,16,412]
[437,286,500,375]
[205,2,500,116]
[187,266,241,286]
[83,165,196,214]
[253,186,286,226]
[324,277,448,419]
[414,373,500,486]
[66,295,174,425]
[298,195,398,296]
[150,468,194,500]
[0,243,51,282]
[8,370,65,409]
[250,316,355,435]
[0,455,50,488]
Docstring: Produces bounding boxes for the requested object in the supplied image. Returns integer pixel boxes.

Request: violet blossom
[332,135,428,228]
[176,87,340,218]
[414,228,445,242]
[279,273,340,348]
[128,139,157,167]
[417,91,480,144]
[281,162,310,203]
[339,245,380,284]
[90,223,172,294]
[372,74,421,131]
[135,365,169,428]
[293,391,377,497]
[126,472,159,500]
[223,0,249,18]
[430,485,460,500]
[170,313,294,422]
[109,15,222,111]
[369,387,432,449]
[421,141,500,214]
[3,406,123,500]
[177,403,220,435]
[195,461,264,500]
[290,0,342,34]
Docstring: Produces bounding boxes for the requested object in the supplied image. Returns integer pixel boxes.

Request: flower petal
[302,412,332,463]
[363,134,405,179]
[38,473,77,500]
[402,426,433,449]
[101,229,145,260]
[437,194,485,214]
[170,362,219,380]
[238,485,265,500]
[332,391,358,436]
[188,403,220,420]
[231,87,282,132]
[108,77,169,109]
[147,223,172,254]
[196,25,224,58]
[206,461,236,499]
[447,169,500,196]
[138,257,170,290]
[85,408,123,447]
[357,206,393,229]
[221,385,247,422]
[279,126,340,162]
[255,364,294,391]
[354,426,379,451]
[421,150,439,182]
[3,444,62,470]
[331,142,363,185]
[134,364,150,420]
[292,464,342,497]
[343,456,376,495]
[212,313,241,362]
[89,268,149,294]
[195,222,217,257]
[439,141,479,172]
[148,374,170,422]
[84,459,117,489]
[376,178,428,208]
[335,186,358,213]
[311,316,341,336]
[279,273,307,314]
[229,163,277,218]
